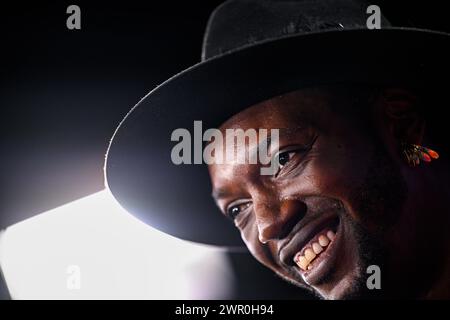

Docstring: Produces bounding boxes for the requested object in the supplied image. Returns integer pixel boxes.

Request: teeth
[312,242,323,254]
[327,230,336,241]
[304,248,316,262]
[297,256,309,270]
[293,229,336,271]
[318,235,330,247]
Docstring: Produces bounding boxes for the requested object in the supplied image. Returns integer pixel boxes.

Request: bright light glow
[0,190,235,299]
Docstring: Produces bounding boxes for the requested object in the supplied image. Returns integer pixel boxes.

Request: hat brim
[105,28,449,248]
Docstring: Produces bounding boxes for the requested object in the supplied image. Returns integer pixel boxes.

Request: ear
[372,88,425,153]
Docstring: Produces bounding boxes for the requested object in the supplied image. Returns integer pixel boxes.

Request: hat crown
[202,0,390,60]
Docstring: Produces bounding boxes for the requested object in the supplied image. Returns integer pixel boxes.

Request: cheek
[284,134,373,219]
[318,139,371,188]
[319,138,374,219]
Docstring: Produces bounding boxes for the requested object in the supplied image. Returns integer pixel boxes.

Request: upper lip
[279,211,339,267]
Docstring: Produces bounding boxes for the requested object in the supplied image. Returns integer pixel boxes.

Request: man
[208,85,449,299]
[105,0,450,299]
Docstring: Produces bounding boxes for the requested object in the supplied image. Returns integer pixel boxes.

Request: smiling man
[208,85,449,299]
[105,0,450,299]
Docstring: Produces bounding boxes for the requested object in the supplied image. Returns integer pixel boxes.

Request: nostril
[281,199,307,216]
[257,217,285,244]
[256,200,307,243]
[278,200,307,238]
[258,233,269,244]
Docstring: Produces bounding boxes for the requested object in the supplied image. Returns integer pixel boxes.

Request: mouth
[294,228,336,272]
[279,212,341,286]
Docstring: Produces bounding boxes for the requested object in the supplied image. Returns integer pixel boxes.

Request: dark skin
[208,86,450,299]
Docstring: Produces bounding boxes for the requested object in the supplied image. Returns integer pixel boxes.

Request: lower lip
[296,221,343,286]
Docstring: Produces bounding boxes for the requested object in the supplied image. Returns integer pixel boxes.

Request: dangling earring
[401,142,439,167]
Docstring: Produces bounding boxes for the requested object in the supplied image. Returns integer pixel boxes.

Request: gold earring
[401,142,439,167]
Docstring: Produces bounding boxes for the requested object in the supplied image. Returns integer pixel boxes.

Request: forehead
[219,88,332,131]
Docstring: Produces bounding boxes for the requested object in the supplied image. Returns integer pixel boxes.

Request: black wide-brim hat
[105,0,450,248]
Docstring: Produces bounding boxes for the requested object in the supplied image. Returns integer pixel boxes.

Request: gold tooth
[294,229,337,270]
[304,248,316,262]
[298,256,309,270]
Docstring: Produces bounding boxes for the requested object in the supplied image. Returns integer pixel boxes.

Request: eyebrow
[250,126,305,159]
[212,188,231,202]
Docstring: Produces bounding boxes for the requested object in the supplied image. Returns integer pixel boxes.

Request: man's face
[208,87,409,299]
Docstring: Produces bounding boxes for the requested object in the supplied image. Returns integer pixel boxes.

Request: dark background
[0,0,449,300]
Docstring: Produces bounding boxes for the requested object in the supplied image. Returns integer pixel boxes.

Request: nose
[256,199,307,243]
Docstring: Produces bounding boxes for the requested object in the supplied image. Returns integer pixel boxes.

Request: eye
[226,202,251,220]
[273,150,297,176]
[277,151,296,167]
[272,136,318,177]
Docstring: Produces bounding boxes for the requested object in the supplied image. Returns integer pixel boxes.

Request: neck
[417,163,450,299]
[388,162,450,299]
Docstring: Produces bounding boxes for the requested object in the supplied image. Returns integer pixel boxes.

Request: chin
[279,218,378,299]
[313,268,366,299]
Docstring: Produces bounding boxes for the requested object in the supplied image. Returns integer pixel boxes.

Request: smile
[279,212,341,285]
[294,229,336,271]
